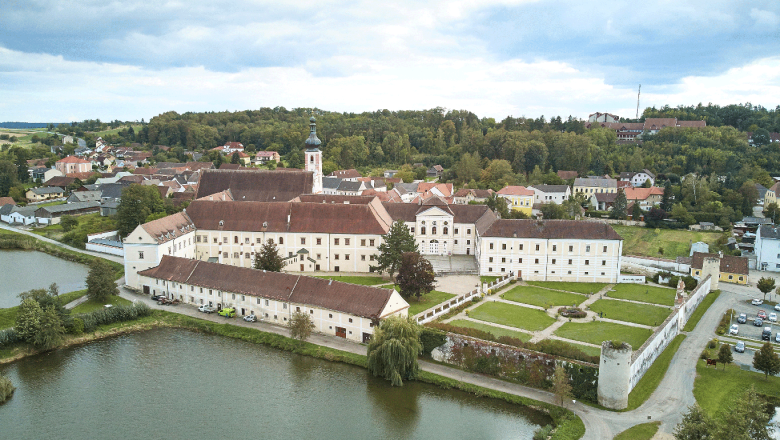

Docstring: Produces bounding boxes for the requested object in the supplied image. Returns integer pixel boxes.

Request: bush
[533,424,553,440]
[700,349,711,360]
[0,328,20,347]
[0,374,14,404]
[716,309,734,336]
[70,317,84,335]
[557,307,587,318]
[708,339,717,349]
[78,303,152,332]
[419,327,447,356]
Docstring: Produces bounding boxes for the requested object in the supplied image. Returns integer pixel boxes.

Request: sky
[1,0,779,122]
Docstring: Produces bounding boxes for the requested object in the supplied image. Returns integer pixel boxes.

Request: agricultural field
[612,225,722,259]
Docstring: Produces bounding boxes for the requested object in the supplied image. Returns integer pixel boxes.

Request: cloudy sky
[1,0,779,122]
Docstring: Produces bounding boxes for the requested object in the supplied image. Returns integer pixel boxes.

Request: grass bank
[470,302,557,331]
[0,229,123,279]
[613,421,660,440]
[70,295,132,314]
[612,225,722,259]
[694,358,780,418]
[607,283,677,306]
[588,299,671,327]
[555,321,653,349]
[625,334,686,411]
[683,290,721,332]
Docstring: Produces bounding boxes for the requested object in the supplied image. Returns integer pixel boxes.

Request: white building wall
[756,230,780,272]
[125,230,197,288]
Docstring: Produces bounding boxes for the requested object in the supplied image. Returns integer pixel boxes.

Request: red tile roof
[195,169,313,202]
[497,186,534,196]
[690,252,749,275]
[57,155,91,164]
[624,187,664,201]
[330,169,362,179]
[483,219,622,240]
[0,197,15,206]
[139,256,399,318]
[139,211,195,244]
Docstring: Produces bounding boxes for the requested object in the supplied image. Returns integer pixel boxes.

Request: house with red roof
[56,156,92,175]
[497,186,534,215]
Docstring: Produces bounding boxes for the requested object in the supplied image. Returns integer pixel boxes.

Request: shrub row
[715,309,734,336]
[427,322,599,364]
[78,303,153,333]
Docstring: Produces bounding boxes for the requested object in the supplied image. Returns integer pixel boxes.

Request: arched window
[443,227,449,235]
[432,226,437,235]
[421,227,426,235]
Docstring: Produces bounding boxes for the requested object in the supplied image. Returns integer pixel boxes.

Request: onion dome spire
[305,116,321,150]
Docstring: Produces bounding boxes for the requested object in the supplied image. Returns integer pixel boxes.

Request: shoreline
[0,311,584,439]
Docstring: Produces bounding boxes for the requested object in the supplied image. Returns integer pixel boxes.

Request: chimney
[718,251,723,258]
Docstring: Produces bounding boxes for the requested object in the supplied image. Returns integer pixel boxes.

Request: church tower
[304,116,323,194]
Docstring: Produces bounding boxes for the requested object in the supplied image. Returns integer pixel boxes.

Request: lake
[0,328,550,439]
[0,250,89,308]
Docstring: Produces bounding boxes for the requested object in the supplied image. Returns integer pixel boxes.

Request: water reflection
[0,250,89,308]
[366,377,422,437]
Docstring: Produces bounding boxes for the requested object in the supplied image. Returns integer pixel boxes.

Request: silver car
[735,341,746,353]
[729,324,739,335]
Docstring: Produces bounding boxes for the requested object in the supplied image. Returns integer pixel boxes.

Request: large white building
[478,219,623,283]
[756,225,780,272]
[138,255,408,342]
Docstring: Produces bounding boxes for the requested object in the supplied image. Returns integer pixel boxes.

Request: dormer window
[219,220,224,226]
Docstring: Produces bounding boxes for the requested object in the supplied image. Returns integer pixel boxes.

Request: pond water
[0,328,550,439]
[0,250,89,308]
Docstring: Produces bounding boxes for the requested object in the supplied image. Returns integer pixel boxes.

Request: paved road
[5,225,755,439]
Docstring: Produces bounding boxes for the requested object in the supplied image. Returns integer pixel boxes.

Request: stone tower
[701,256,720,291]
[597,340,633,409]
[304,117,323,194]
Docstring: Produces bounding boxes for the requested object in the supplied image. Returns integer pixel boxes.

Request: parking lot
[728,301,780,343]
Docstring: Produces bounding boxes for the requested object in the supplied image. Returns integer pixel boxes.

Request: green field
[89,125,143,137]
[626,334,686,410]
[407,290,457,316]
[502,286,585,309]
[554,321,653,349]
[313,275,386,286]
[589,299,671,327]
[71,295,132,314]
[469,302,557,332]
[448,319,532,342]
[525,281,607,294]
[612,225,722,259]
[613,422,660,440]
[607,283,677,306]
[693,358,780,418]
[683,291,721,332]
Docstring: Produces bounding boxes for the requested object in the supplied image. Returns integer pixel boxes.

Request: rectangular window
[467,240,470,245]
[454,239,458,244]
[345,254,350,260]
[316,253,321,260]
[411,227,415,233]
[335,254,340,260]
[569,245,573,252]
[348,318,353,323]
[257,298,261,304]
[213,238,218,243]
[345,238,350,246]
[502,243,507,250]
[257,238,262,244]
[279,237,284,245]
[138,251,144,259]
[535,258,539,264]
[586,245,591,252]
[361,255,366,261]
[370,255,375,261]
[467,229,471,234]
[488,267,493,272]
[301,238,306,245]
[283,303,287,309]
[209,290,213,295]
[454,228,459,234]
[196,236,201,243]
[329,313,333,318]
[519,258,522,263]
[602,260,606,266]
[370,239,375,246]
[245,238,249,244]
[603,246,608,252]
[233,252,239,258]
[222,252,228,258]
[234,236,238,244]
[519,244,523,251]
[265,299,269,306]
[501,257,506,263]
[316,238,322,245]
[335,238,340,245]
[490,243,494,250]
[232,293,236,300]
[552,259,556,264]
[568,259,572,265]
[489,257,493,263]
[552,245,556,252]
[223,237,228,243]
[585,260,589,265]
[361,239,366,246]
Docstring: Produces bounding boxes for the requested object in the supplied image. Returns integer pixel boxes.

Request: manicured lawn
[613,422,660,440]
[448,319,532,342]
[526,281,607,294]
[683,290,721,332]
[71,295,132,314]
[589,299,671,327]
[607,283,677,306]
[0,289,87,329]
[469,302,557,332]
[407,290,457,316]
[612,225,722,259]
[313,275,386,286]
[626,334,686,410]
[502,286,585,309]
[694,358,780,418]
[480,276,500,284]
[554,321,653,349]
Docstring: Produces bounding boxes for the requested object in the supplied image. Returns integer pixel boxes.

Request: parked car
[151,294,165,301]
[218,307,236,318]
[198,304,215,313]
[754,317,764,326]
[753,299,764,305]
[738,313,748,324]
[243,314,257,322]
[729,324,739,335]
[775,304,780,312]
[735,341,746,353]
[770,313,778,323]
[776,332,780,343]
[758,310,768,320]
[763,327,772,341]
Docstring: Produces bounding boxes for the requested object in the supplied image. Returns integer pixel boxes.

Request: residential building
[619,170,655,187]
[135,255,408,342]
[195,169,315,202]
[690,252,749,285]
[574,177,618,195]
[67,190,102,203]
[0,197,16,208]
[26,186,64,202]
[557,170,578,181]
[44,176,77,188]
[383,170,398,178]
[588,112,620,123]
[56,156,92,175]
[427,165,444,178]
[453,188,493,205]
[594,193,616,211]
[1,205,37,225]
[529,185,571,205]
[30,167,63,182]
[211,142,244,154]
[34,201,101,225]
[623,187,664,210]
[255,151,280,165]
[756,225,780,272]
[330,169,362,181]
[586,118,706,142]
[496,186,534,215]
[478,220,623,282]
[767,182,780,207]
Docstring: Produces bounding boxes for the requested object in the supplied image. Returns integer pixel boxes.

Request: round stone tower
[597,340,633,410]
[701,256,720,291]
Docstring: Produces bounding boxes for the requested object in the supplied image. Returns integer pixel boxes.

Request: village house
[690,252,749,285]
[211,142,245,155]
[588,112,620,123]
[623,187,664,210]
[136,256,408,342]
[329,169,362,181]
[497,186,534,215]
[556,170,578,181]
[528,185,571,205]
[255,151,280,165]
[756,225,780,272]
[56,156,92,175]
[478,220,623,283]
[34,201,101,225]
[1,205,37,225]
[25,186,64,202]
[453,188,493,204]
[574,177,618,195]
[619,170,656,187]
[427,165,444,178]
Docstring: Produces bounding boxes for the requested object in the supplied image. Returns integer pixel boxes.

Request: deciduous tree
[717,343,733,370]
[715,386,774,440]
[33,305,66,350]
[396,252,435,300]
[14,298,42,342]
[367,316,422,386]
[288,311,315,342]
[116,184,166,237]
[757,277,776,301]
[86,258,118,302]
[552,365,573,406]
[254,239,284,272]
[372,221,418,280]
[673,404,714,440]
[752,343,780,379]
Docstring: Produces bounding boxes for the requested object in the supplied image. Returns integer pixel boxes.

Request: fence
[618,274,646,284]
[415,288,481,324]
[482,273,513,293]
